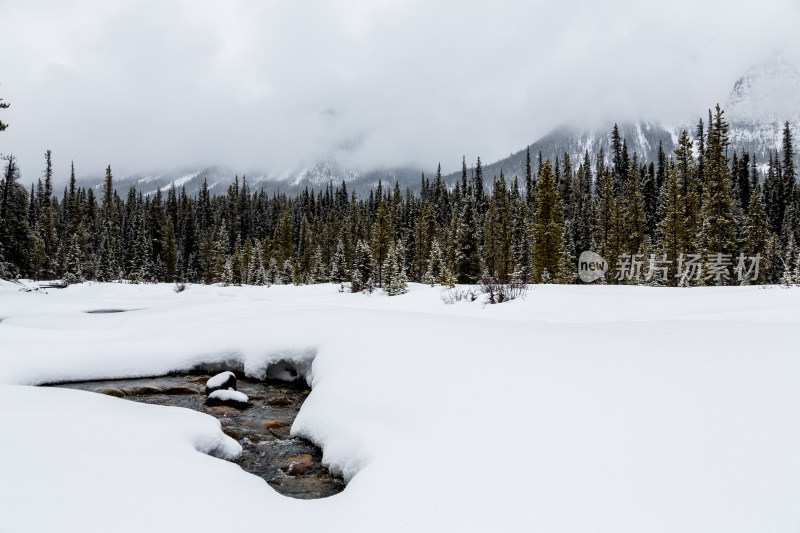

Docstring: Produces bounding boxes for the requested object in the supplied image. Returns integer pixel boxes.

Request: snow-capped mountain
[443,122,678,185]
[725,56,800,165]
[453,57,800,185]
[82,162,424,198]
[82,58,800,197]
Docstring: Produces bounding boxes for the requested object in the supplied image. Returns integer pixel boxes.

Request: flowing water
[53,373,345,499]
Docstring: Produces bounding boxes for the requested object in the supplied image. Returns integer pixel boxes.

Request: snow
[207,389,248,403]
[159,172,200,192]
[206,371,236,390]
[0,281,799,532]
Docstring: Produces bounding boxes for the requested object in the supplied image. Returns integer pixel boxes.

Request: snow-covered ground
[0,281,798,533]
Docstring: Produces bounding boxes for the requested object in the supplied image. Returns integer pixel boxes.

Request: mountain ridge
[78,58,800,197]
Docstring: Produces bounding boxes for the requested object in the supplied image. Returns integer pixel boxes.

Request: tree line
[0,105,798,289]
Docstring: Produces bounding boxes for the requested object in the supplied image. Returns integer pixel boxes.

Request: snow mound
[207,389,249,404]
[206,370,236,389]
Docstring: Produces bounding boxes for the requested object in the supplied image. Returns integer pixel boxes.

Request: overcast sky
[1,0,799,183]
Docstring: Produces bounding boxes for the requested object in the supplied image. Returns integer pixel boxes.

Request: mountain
[81,58,800,197]
[80,162,425,198]
[447,57,800,186]
[443,122,677,185]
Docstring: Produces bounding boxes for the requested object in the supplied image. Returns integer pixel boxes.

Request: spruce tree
[657,162,686,286]
[371,200,392,286]
[329,239,349,283]
[593,167,615,265]
[383,243,408,296]
[623,156,646,254]
[510,197,531,283]
[163,219,178,281]
[276,209,294,266]
[531,160,566,283]
[412,202,437,282]
[454,184,481,283]
[266,257,279,285]
[0,155,31,276]
[310,246,326,283]
[699,105,737,267]
[351,239,375,292]
[96,165,119,281]
[280,259,294,285]
[674,130,700,253]
[782,233,797,286]
[423,239,446,285]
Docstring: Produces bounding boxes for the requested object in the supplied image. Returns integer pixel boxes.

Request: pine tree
[231,236,243,285]
[593,167,618,269]
[280,259,294,285]
[39,150,57,275]
[266,257,279,285]
[569,160,593,260]
[736,151,752,212]
[371,200,392,286]
[782,121,796,203]
[0,155,31,276]
[744,185,768,261]
[241,237,253,284]
[423,239,447,285]
[642,162,658,239]
[454,185,481,283]
[672,130,700,253]
[532,160,566,283]
[351,239,375,292]
[525,146,534,206]
[163,219,178,281]
[474,157,487,215]
[64,232,84,284]
[413,202,437,282]
[782,233,797,286]
[657,162,686,286]
[623,157,646,254]
[130,208,152,283]
[276,209,294,266]
[329,239,349,283]
[95,165,119,281]
[611,124,623,183]
[383,243,408,296]
[483,175,511,281]
[310,246,326,283]
[221,257,233,285]
[510,197,531,283]
[699,105,737,268]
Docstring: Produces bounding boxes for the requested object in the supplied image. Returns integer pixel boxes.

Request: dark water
[53,374,345,499]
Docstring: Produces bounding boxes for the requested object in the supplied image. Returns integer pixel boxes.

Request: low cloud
[1,0,798,183]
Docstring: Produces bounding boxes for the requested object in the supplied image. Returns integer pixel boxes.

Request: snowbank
[1,282,799,533]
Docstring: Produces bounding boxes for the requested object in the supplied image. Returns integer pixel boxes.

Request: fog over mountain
[1,0,799,191]
[61,56,800,198]
[445,57,800,188]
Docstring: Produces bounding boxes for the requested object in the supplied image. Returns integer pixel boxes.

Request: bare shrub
[479,280,528,304]
[440,286,479,304]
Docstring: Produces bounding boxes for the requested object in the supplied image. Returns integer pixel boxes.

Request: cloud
[1,0,798,184]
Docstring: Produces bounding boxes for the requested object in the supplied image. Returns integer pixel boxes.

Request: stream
[52,372,345,499]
